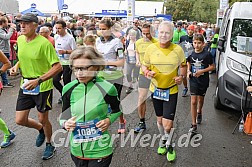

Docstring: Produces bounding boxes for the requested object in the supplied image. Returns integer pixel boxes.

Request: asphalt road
[0,74,251,167]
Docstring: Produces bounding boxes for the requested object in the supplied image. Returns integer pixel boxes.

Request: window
[230,19,252,54]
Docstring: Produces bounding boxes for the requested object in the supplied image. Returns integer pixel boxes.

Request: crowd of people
[0,10,228,166]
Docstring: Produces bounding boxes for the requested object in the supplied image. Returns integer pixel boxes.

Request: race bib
[192,65,204,75]
[73,119,102,143]
[153,87,170,101]
[23,85,40,95]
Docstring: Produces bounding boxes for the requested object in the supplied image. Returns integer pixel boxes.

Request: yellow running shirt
[135,38,158,74]
[143,42,186,94]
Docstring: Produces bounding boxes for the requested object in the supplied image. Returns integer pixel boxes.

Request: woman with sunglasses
[60,46,122,167]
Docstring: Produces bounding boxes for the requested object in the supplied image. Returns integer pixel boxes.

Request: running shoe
[188,124,197,133]
[157,146,167,155]
[167,145,176,162]
[126,87,134,94]
[118,119,126,134]
[0,130,16,148]
[134,122,146,133]
[3,83,14,88]
[196,113,202,124]
[36,132,45,147]
[182,87,188,97]
[42,144,56,160]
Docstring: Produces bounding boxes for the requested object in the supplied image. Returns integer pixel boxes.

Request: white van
[214,2,252,111]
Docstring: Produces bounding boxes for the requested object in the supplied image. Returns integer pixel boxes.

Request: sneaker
[36,132,45,147]
[196,113,202,124]
[126,87,134,94]
[182,87,188,97]
[42,144,56,160]
[167,145,176,162]
[57,97,62,104]
[134,122,146,133]
[0,130,16,148]
[118,119,126,134]
[188,124,197,133]
[157,146,167,155]
[3,83,14,88]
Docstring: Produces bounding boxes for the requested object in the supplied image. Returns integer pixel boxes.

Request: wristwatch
[0,70,2,75]
[38,78,43,85]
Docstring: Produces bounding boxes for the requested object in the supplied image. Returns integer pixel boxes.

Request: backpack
[244,112,252,135]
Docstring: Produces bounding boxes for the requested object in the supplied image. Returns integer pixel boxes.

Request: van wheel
[214,86,224,110]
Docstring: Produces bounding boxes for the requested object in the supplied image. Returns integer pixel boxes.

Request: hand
[23,79,40,90]
[57,50,65,55]
[187,71,192,79]
[146,70,155,79]
[173,76,183,85]
[136,60,141,67]
[96,118,110,132]
[9,23,16,30]
[193,70,203,78]
[64,116,76,131]
[247,86,252,94]
[9,66,18,76]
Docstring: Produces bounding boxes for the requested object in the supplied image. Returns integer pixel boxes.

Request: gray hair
[158,21,174,37]
[40,26,50,32]
[69,46,105,71]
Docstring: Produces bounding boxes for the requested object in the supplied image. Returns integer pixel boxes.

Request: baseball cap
[17,13,38,23]
[187,25,195,31]
[177,22,183,26]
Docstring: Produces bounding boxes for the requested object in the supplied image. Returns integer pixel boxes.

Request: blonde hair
[70,46,105,71]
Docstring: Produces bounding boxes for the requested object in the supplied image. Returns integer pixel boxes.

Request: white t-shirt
[54,33,77,60]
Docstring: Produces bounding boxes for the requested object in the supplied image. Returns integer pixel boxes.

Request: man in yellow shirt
[134,24,158,133]
[142,21,186,162]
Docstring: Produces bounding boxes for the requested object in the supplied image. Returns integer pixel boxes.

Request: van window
[230,19,252,54]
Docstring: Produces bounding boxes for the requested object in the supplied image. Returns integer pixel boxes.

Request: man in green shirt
[10,13,62,160]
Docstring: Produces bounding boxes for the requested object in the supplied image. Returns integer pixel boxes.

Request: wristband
[65,50,68,54]
[0,70,3,75]
[38,78,43,85]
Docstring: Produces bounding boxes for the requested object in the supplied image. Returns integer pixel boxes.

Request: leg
[53,70,63,94]
[38,111,52,143]
[197,96,205,114]
[62,65,72,85]
[190,95,198,125]
[133,66,140,82]
[0,118,10,135]
[137,88,148,119]
[16,110,42,130]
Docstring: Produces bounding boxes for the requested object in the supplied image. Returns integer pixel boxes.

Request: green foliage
[165,0,219,23]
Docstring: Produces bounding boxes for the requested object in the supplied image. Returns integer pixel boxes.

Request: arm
[194,64,215,77]
[24,62,62,90]
[174,64,187,85]
[0,51,11,73]
[187,61,192,79]
[0,28,14,40]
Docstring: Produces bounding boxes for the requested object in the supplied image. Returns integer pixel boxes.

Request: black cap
[17,13,38,23]
[177,22,183,26]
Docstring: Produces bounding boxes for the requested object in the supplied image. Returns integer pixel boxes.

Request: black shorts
[190,86,207,96]
[138,74,151,89]
[151,93,178,120]
[16,88,53,112]
[71,154,113,167]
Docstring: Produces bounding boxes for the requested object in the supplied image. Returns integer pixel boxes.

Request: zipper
[81,83,88,158]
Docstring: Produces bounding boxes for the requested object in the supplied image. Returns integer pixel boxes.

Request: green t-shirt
[211,33,219,49]
[17,35,60,92]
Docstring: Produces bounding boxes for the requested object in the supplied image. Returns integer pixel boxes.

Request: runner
[95,18,126,134]
[187,34,215,133]
[179,24,195,97]
[0,50,15,148]
[134,23,158,133]
[142,21,187,162]
[54,20,77,104]
[9,13,62,160]
[60,46,122,167]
